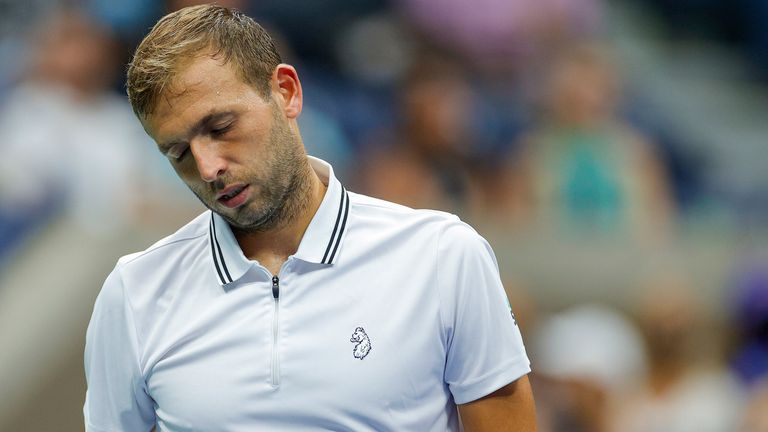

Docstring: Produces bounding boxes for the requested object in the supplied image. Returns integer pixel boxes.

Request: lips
[216,184,250,208]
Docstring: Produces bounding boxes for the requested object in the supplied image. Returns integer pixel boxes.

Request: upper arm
[458,375,537,432]
[84,266,155,431]
[436,221,531,402]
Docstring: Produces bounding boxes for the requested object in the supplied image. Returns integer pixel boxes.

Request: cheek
[172,160,203,187]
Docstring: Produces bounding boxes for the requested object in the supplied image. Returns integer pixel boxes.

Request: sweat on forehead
[151,52,254,118]
[162,52,229,95]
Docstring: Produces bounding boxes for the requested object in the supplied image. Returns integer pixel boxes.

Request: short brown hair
[126,4,282,118]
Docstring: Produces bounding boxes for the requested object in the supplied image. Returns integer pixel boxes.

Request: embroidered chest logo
[349,327,372,360]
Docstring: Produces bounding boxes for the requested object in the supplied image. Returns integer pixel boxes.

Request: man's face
[143,55,306,231]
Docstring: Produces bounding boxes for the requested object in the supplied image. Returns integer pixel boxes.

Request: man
[84,5,536,431]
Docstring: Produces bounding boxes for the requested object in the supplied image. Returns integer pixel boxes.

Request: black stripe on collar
[321,187,349,264]
[209,214,232,284]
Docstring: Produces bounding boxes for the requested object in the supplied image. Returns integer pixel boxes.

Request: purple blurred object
[736,265,768,332]
[732,262,768,386]
[394,0,603,65]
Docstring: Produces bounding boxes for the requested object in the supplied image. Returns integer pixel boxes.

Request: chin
[230,206,279,231]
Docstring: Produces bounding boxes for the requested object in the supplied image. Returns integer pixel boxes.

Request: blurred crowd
[1,0,767,431]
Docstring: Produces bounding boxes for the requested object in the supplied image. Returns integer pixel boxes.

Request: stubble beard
[194,107,313,234]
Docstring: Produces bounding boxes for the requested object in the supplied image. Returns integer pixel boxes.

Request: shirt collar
[208,156,350,286]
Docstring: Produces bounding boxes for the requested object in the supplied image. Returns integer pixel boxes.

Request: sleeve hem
[85,421,109,432]
[86,420,154,432]
[451,357,532,405]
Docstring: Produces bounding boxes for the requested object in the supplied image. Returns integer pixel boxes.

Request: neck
[234,159,326,274]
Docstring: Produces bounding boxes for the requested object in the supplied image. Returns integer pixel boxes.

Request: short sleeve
[84,265,155,431]
[437,221,531,404]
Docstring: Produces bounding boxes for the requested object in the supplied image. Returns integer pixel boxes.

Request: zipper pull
[272,275,280,299]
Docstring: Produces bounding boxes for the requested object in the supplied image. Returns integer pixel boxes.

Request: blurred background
[0,0,767,430]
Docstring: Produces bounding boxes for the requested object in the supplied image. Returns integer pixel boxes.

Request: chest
[143,266,452,431]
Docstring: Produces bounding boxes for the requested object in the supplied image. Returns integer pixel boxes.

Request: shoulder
[111,211,210,278]
[348,191,460,228]
[93,212,214,337]
[347,191,489,256]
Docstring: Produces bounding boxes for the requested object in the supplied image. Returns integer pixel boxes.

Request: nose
[190,138,227,182]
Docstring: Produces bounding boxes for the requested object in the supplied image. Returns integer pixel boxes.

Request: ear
[272,64,303,119]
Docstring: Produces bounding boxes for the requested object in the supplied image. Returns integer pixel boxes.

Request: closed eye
[210,122,233,137]
[166,144,189,161]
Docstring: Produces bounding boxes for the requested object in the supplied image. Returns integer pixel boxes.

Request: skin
[143,51,537,430]
[142,53,326,274]
[458,375,538,432]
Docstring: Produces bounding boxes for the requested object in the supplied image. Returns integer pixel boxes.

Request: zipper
[271,275,280,387]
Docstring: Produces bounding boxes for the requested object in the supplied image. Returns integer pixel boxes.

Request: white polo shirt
[84,157,530,432]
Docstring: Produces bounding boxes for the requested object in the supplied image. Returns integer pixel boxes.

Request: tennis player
[84,5,536,431]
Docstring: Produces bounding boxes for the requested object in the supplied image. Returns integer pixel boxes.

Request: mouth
[216,184,250,209]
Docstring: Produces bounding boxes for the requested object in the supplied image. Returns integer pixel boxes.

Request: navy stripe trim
[326,190,349,264]
[209,217,227,284]
[209,215,233,284]
[322,187,348,264]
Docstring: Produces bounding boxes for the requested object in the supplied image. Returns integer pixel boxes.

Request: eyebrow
[158,111,237,152]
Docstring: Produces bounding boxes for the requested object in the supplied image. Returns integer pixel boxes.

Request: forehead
[143,54,266,139]
[163,55,243,108]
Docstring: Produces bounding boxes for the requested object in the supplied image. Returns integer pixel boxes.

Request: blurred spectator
[530,303,647,432]
[334,12,415,88]
[503,43,674,237]
[85,0,162,45]
[612,275,745,432]
[247,0,386,69]
[297,105,355,181]
[0,0,47,101]
[0,9,188,240]
[353,56,488,211]
[393,0,604,76]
